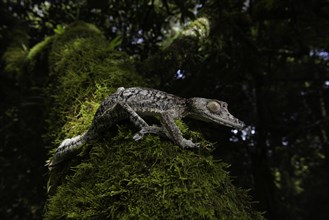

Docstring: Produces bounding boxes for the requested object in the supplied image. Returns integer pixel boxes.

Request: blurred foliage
[0,0,328,219]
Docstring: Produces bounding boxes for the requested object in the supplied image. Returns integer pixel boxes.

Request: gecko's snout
[237,120,245,129]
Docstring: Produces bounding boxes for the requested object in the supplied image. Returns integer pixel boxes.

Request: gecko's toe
[133,132,144,141]
[182,139,200,148]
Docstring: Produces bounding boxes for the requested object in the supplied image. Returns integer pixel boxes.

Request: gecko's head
[188,98,245,129]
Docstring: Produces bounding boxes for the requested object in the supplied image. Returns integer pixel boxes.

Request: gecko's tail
[47,132,90,169]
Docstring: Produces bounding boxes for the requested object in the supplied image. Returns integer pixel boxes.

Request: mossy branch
[17,20,264,219]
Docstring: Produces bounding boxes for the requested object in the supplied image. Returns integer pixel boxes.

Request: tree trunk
[23,20,263,219]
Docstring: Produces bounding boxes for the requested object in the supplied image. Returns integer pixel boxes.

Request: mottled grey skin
[48,87,244,168]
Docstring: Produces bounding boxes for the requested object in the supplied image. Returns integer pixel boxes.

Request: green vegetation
[46,127,262,219]
[1,1,328,219]
[43,21,145,150]
[43,21,262,220]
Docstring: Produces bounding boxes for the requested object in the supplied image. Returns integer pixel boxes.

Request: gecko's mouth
[215,117,245,129]
[201,111,245,130]
[192,112,245,130]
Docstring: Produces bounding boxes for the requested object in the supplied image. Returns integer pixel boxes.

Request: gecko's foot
[181,139,200,148]
[133,132,144,141]
[133,125,164,141]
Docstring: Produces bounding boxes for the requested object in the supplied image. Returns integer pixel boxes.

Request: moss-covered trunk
[24,21,264,219]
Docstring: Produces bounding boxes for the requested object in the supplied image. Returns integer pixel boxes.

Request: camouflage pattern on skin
[48,87,244,168]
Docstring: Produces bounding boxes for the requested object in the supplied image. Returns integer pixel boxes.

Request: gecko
[48,87,245,168]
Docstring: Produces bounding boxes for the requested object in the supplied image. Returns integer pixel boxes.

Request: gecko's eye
[207,101,221,113]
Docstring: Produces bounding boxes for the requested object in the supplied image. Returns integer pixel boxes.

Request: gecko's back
[48,87,244,168]
[48,87,187,167]
[116,87,187,115]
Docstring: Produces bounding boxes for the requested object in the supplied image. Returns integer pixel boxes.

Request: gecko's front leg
[160,111,200,148]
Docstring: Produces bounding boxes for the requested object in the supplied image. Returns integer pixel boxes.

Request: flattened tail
[47,132,89,170]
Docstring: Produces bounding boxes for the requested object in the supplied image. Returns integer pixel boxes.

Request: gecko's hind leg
[117,102,163,141]
[133,125,168,141]
[116,102,173,142]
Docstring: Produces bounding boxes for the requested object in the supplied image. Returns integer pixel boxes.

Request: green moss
[26,36,54,84]
[46,127,263,220]
[44,21,145,149]
[42,21,263,219]
[2,29,29,77]
[2,44,28,77]
[49,28,143,105]
[51,21,103,46]
[27,36,53,62]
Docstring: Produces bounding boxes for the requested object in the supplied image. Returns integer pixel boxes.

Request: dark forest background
[0,0,328,219]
